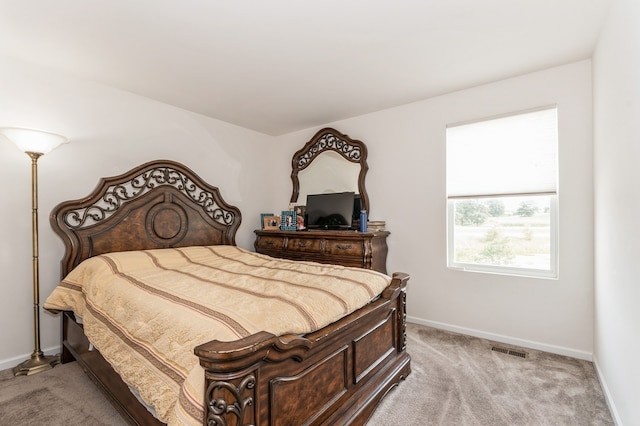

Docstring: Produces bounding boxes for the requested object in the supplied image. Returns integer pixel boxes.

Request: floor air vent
[491,345,527,359]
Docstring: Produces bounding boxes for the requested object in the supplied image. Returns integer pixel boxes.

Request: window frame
[445,106,559,279]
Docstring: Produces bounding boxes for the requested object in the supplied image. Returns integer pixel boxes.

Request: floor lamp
[0,127,68,376]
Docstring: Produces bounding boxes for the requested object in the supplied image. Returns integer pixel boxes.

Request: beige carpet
[368,323,613,425]
[0,360,127,425]
[0,323,614,425]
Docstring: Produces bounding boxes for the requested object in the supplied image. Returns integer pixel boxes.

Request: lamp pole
[13,151,60,376]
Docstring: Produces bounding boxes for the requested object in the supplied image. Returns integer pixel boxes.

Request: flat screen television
[306,191,355,230]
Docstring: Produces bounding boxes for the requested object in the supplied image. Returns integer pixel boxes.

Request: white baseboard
[408,316,593,361]
[0,345,62,372]
[592,354,622,425]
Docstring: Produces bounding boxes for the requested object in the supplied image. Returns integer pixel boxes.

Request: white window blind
[446,107,558,198]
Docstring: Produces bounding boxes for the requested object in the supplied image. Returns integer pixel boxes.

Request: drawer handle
[296,241,311,247]
[264,240,275,246]
[335,244,352,250]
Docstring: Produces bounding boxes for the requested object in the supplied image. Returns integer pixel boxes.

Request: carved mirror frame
[290,127,370,215]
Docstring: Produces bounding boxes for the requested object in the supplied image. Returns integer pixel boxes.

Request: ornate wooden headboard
[50,160,242,277]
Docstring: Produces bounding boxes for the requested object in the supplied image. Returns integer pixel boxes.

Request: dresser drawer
[287,237,323,253]
[324,239,364,257]
[255,236,285,251]
[254,230,389,274]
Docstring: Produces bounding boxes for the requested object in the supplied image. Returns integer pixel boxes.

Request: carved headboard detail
[50,160,241,276]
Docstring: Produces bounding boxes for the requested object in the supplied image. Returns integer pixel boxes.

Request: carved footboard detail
[400,286,408,351]
[196,273,411,426]
[206,374,256,426]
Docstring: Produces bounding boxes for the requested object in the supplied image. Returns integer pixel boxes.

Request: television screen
[306,192,355,230]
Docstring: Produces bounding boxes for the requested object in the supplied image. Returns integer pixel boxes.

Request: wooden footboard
[195,273,411,426]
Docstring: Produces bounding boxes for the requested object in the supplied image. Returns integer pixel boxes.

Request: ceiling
[0,0,613,136]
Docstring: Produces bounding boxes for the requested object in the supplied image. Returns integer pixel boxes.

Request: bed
[45,159,411,425]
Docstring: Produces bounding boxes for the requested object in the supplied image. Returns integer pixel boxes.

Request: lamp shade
[0,127,68,155]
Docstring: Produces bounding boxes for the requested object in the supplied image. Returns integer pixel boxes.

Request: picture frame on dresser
[295,205,306,230]
[260,212,274,229]
[263,215,280,230]
[280,210,297,231]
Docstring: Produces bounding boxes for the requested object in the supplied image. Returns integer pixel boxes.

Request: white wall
[0,55,275,368]
[593,0,640,424]
[275,61,595,360]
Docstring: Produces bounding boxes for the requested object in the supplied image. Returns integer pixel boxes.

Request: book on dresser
[367,220,386,232]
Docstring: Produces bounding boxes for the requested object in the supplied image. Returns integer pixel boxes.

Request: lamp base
[13,351,60,376]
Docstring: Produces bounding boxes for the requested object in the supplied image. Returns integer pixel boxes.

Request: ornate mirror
[290,128,370,215]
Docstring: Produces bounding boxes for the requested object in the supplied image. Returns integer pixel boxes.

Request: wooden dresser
[254,229,389,274]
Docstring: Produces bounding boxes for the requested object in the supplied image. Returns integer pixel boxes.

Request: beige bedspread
[44,245,391,425]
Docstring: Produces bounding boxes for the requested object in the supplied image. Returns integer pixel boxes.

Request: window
[446,106,558,278]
